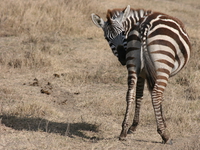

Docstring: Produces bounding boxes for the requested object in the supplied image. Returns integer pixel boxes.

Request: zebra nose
[117,45,126,66]
[117,45,124,53]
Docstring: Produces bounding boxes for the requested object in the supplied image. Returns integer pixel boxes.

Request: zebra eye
[112,16,116,19]
[112,14,119,20]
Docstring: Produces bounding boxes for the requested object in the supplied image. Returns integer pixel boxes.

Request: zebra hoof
[162,138,173,145]
[127,126,137,134]
[119,136,127,141]
[160,129,171,144]
[119,130,127,141]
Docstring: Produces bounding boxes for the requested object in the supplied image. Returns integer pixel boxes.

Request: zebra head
[91,5,131,65]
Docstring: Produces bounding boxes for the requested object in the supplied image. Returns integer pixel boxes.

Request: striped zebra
[91,5,191,143]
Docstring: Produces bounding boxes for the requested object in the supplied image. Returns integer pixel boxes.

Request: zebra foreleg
[119,90,134,140]
[128,77,145,134]
[119,75,137,140]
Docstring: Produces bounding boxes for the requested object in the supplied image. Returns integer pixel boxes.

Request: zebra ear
[122,5,130,22]
[91,13,105,28]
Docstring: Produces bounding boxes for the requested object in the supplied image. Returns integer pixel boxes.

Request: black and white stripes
[91,5,191,143]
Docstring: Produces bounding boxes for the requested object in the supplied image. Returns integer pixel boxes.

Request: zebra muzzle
[117,45,126,66]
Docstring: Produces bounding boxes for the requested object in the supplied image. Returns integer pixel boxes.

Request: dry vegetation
[0,0,199,149]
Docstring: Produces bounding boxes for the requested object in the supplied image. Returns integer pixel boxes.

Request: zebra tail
[141,25,157,92]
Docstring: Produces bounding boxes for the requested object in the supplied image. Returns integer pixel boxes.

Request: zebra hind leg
[151,84,171,144]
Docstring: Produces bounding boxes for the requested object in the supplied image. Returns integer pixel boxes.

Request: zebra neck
[124,9,152,35]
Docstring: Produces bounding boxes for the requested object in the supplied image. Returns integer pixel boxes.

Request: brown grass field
[0,0,200,149]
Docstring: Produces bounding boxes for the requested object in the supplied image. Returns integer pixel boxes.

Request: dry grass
[0,0,200,149]
[0,0,105,38]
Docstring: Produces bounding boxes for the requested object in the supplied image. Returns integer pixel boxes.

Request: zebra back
[142,12,190,72]
[124,9,191,87]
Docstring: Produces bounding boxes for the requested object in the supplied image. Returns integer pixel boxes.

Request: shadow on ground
[0,115,99,140]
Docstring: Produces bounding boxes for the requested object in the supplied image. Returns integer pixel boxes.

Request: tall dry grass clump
[0,0,105,70]
[0,0,104,37]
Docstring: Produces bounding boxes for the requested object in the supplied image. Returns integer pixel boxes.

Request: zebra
[91,5,191,143]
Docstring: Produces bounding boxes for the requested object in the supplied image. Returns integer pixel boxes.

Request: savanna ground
[0,0,199,149]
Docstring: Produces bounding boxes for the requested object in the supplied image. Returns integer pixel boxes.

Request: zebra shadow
[0,115,100,140]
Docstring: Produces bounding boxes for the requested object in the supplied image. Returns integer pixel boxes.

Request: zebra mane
[106,7,152,24]
[106,8,123,24]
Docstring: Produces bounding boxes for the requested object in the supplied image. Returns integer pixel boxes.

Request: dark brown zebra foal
[91,5,191,143]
